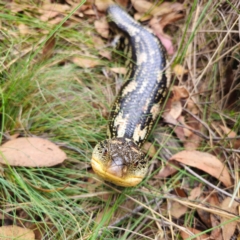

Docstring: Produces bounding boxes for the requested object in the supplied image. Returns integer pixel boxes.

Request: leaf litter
[0,137,66,167]
[1,0,240,239]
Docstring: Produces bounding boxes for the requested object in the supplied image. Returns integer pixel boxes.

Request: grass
[0,0,240,239]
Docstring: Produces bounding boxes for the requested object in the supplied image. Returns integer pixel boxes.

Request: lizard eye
[133,162,139,167]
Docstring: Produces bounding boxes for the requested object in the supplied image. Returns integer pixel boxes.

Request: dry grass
[0,0,239,239]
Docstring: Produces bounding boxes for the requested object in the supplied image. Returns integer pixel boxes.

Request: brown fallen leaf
[148,2,184,54]
[188,185,202,200]
[0,137,66,167]
[219,125,236,138]
[18,23,31,35]
[142,142,156,157]
[180,227,210,240]
[163,87,189,141]
[220,197,239,240]
[156,161,179,178]
[110,67,127,74]
[0,225,35,240]
[131,0,153,14]
[92,35,112,59]
[40,3,70,22]
[83,9,96,15]
[134,12,151,21]
[170,150,232,187]
[115,0,129,8]
[72,56,102,68]
[196,197,212,228]
[94,17,109,38]
[169,201,188,218]
[210,213,223,240]
[95,0,113,12]
[42,35,56,60]
[183,99,201,150]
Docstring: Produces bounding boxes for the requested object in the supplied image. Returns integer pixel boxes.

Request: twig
[182,164,240,203]
[166,120,240,141]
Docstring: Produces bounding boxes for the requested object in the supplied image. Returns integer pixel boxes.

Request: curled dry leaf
[0,225,35,240]
[72,56,102,68]
[0,137,66,167]
[94,17,109,38]
[170,150,232,187]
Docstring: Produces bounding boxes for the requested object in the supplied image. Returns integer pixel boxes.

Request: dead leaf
[95,0,113,12]
[0,137,66,167]
[196,197,212,228]
[40,3,70,21]
[131,0,153,14]
[148,2,185,54]
[110,67,127,74]
[42,35,56,59]
[72,56,102,68]
[115,0,129,8]
[0,225,35,240]
[92,35,112,59]
[99,50,112,59]
[183,99,201,150]
[188,185,202,200]
[210,214,223,240]
[169,201,188,218]
[134,12,151,21]
[83,9,96,15]
[170,150,232,187]
[142,142,156,157]
[169,100,182,120]
[156,161,179,178]
[94,17,109,38]
[180,227,210,239]
[18,23,31,35]
[163,86,188,120]
[172,86,189,100]
[220,197,239,240]
[178,116,192,138]
[219,125,236,138]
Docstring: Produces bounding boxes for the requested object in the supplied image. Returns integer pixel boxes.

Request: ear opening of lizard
[91,4,170,187]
